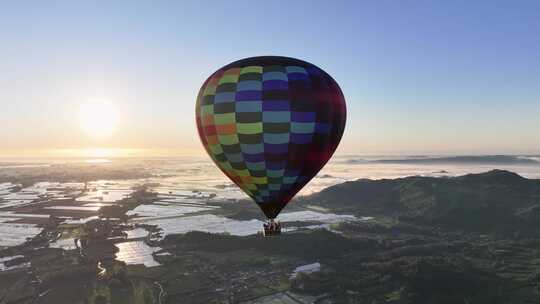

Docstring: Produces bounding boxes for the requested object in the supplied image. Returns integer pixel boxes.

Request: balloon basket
[263,220,281,237]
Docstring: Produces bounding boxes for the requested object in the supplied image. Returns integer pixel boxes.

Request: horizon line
[0,147,539,161]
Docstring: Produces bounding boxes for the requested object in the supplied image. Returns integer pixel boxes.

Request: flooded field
[1,156,540,268]
[1,156,540,304]
[115,241,162,267]
[0,223,42,247]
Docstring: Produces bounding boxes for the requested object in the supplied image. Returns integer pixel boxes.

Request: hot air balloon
[195,56,346,235]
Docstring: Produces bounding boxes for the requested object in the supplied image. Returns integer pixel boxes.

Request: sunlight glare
[78,100,119,138]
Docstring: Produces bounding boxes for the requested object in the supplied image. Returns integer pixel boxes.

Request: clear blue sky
[1,0,539,157]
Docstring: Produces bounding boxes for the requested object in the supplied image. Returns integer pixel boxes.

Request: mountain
[371,155,540,165]
[308,170,540,236]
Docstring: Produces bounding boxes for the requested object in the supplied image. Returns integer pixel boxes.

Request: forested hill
[308,170,540,236]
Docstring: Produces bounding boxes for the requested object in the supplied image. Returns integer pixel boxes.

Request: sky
[1,0,539,158]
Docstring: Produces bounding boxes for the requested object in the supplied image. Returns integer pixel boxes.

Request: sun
[78,100,119,138]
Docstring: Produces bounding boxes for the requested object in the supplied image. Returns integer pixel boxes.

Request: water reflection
[115,241,162,267]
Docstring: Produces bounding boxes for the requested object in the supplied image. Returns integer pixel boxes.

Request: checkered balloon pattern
[196,56,346,219]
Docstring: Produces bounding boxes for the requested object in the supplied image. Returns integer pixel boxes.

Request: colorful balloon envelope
[196,56,346,219]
